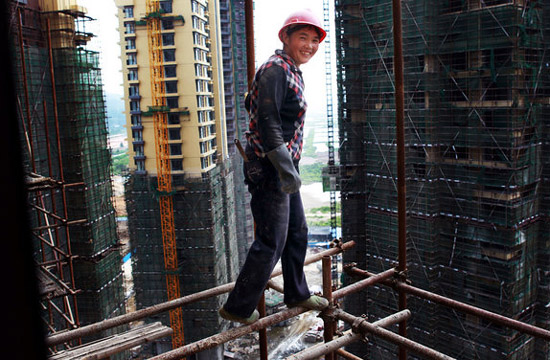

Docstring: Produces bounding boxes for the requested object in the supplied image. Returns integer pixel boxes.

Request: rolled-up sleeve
[256,65,287,152]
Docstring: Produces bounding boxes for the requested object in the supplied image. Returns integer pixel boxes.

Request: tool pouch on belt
[243,150,265,186]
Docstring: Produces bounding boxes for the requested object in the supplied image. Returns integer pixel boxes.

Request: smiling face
[281,26,320,67]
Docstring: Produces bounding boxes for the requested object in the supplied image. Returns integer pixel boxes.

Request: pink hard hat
[278,9,327,43]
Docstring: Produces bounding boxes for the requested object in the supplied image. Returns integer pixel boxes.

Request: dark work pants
[223,159,310,318]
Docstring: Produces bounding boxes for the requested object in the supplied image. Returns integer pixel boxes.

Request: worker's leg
[223,179,290,318]
[281,190,310,305]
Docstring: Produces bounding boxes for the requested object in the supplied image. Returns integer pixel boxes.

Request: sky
[79,0,336,128]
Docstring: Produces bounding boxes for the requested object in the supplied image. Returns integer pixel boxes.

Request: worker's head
[278,9,326,67]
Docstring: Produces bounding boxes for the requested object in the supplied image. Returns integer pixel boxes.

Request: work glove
[267,144,301,194]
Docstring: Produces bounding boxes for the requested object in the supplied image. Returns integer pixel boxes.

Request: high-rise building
[10,0,126,349]
[218,0,254,265]
[335,1,550,359]
[114,0,248,357]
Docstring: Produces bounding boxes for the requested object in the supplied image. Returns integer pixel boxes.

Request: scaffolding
[125,164,239,355]
[42,240,550,360]
[10,1,125,355]
[336,0,550,358]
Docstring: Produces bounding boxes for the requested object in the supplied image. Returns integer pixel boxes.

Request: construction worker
[219,9,329,324]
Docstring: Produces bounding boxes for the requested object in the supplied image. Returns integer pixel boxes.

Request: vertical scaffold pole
[244,3,268,359]
[391,1,407,359]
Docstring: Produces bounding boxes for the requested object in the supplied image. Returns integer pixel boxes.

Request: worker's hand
[267,144,301,194]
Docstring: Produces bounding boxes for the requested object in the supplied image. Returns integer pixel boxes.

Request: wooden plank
[49,322,172,360]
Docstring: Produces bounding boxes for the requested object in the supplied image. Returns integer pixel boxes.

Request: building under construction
[8,0,126,353]
[336,0,550,358]
[115,0,251,357]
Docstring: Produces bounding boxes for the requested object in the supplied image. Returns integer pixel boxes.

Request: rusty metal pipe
[244,0,255,90]
[287,310,411,360]
[266,279,284,294]
[335,310,455,360]
[347,267,550,341]
[47,242,355,346]
[335,349,363,360]
[322,256,335,360]
[332,267,395,300]
[258,294,268,360]
[391,0,407,358]
[150,307,309,360]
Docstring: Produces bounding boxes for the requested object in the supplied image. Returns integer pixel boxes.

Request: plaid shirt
[245,50,307,161]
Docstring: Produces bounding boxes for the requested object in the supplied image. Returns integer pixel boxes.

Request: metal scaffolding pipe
[391,0,407,358]
[335,349,363,360]
[322,256,335,360]
[287,310,411,360]
[47,242,355,346]
[332,267,395,300]
[244,0,255,89]
[346,267,550,341]
[258,294,268,360]
[150,307,308,360]
[335,310,455,360]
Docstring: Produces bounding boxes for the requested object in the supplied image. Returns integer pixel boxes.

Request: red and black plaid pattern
[246,50,307,160]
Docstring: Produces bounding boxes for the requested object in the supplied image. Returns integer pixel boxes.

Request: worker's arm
[256,65,287,152]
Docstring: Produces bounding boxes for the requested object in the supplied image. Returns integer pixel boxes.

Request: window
[128,69,138,81]
[169,128,181,140]
[130,100,140,111]
[171,159,183,171]
[126,38,136,50]
[164,65,177,77]
[126,53,137,65]
[195,64,206,77]
[200,155,212,169]
[165,81,178,93]
[131,114,141,126]
[166,97,179,109]
[124,22,135,34]
[160,1,173,13]
[198,126,206,138]
[170,144,182,155]
[168,113,180,124]
[123,6,134,18]
[194,48,207,62]
[196,79,208,93]
[197,95,210,108]
[132,129,143,141]
[135,159,145,171]
[133,144,144,156]
[192,16,205,32]
[129,85,139,97]
[193,32,206,47]
[161,19,174,30]
[163,49,176,62]
[209,124,216,135]
[191,1,206,17]
[162,33,175,46]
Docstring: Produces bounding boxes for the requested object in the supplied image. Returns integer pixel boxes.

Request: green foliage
[112,152,129,175]
[301,128,316,158]
[299,163,324,184]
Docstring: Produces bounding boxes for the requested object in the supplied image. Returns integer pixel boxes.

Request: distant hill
[105,92,126,135]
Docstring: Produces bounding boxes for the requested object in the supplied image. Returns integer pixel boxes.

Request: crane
[145,0,185,350]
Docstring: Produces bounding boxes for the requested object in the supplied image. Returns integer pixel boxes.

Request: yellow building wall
[115,0,227,177]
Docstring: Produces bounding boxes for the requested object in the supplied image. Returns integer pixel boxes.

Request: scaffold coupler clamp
[393,268,411,286]
[330,238,343,249]
[351,314,369,342]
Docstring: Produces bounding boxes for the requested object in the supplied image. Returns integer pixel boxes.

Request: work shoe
[218,307,259,325]
[288,295,329,311]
